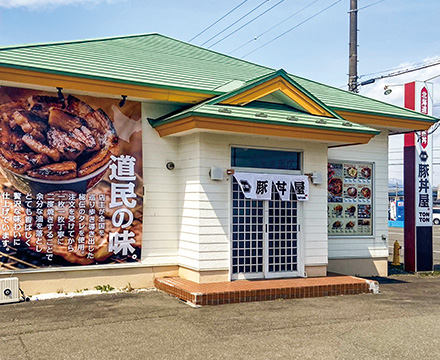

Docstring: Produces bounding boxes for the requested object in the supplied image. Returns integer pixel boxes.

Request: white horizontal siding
[141,103,180,265]
[188,133,330,271]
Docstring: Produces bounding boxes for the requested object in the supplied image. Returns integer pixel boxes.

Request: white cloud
[0,0,118,8]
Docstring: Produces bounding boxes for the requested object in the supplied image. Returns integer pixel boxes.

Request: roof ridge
[0,32,275,74]
[0,33,160,51]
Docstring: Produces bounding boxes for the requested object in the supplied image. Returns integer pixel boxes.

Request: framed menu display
[328,161,373,236]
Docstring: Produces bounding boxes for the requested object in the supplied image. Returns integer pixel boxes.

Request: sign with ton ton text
[404,81,433,272]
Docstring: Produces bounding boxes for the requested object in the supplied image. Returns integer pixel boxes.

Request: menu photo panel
[328,161,373,236]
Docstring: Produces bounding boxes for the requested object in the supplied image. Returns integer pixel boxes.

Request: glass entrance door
[231,178,301,280]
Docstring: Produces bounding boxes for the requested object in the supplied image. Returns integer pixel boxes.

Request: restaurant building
[0,34,436,294]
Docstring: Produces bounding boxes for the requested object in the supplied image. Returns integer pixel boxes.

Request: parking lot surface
[2,274,440,360]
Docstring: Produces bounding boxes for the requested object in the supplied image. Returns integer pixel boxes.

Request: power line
[188,0,249,42]
[360,58,440,80]
[229,0,322,55]
[200,0,270,47]
[208,0,286,49]
[358,0,385,11]
[363,59,440,84]
[241,0,343,59]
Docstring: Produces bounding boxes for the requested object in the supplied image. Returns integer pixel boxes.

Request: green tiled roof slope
[0,33,436,123]
[0,33,273,93]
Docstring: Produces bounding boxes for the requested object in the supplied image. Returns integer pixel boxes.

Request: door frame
[229,170,305,281]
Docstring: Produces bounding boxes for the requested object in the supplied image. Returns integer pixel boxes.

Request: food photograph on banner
[0,86,143,271]
[328,161,372,236]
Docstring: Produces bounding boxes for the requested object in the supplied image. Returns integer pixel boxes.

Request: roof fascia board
[0,65,216,104]
[153,115,377,144]
[336,109,437,131]
[151,111,379,135]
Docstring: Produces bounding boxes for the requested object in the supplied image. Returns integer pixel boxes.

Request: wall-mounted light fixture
[209,167,224,181]
[119,95,127,108]
[305,172,323,185]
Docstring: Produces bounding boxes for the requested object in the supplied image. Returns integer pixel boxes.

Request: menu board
[328,161,372,236]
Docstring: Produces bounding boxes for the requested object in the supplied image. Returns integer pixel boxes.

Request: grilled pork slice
[24,153,50,168]
[78,148,111,177]
[48,107,85,130]
[47,128,86,160]
[27,161,77,180]
[12,111,48,142]
[22,134,61,162]
[89,109,119,154]
[66,95,101,126]
[72,126,97,150]
[0,119,25,151]
[48,107,97,149]
[0,147,33,174]
[0,100,27,129]
[28,95,65,118]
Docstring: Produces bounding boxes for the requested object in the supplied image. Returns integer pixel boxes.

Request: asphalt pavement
[2,274,440,360]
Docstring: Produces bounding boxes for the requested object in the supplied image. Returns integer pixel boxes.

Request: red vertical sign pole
[403,82,433,272]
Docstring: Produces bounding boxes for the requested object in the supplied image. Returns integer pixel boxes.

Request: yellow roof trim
[155,115,375,144]
[0,67,212,104]
[219,77,333,117]
[336,110,433,131]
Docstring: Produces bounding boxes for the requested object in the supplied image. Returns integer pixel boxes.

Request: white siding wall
[328,131,389,260]
[182,132,329,272]
[141,101,387,274]
[141,102,181,265]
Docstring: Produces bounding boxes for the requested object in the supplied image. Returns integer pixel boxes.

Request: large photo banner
[0,86,143,271]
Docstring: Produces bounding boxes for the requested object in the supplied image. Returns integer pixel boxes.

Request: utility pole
[348,0,358,92]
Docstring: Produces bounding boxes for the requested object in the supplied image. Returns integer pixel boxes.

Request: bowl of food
[346,187,357,198]
[347,166,357,178]
[334,204,343,215]
[0,94,119,194]
[332,221,342,229]
[361,187,371,199]
[328,178,343,197]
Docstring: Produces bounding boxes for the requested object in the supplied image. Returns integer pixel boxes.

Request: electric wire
[360,58,440,80]
[208,0,286,49]
[371,60,440,82]
[241,0,343,59]
[424,73,440,82]
[200,0,270,47]
[358,0,386,11]
[188,0,249,42]
[229,0,321,55]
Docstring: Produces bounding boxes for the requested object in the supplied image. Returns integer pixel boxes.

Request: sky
[1,0,440,185]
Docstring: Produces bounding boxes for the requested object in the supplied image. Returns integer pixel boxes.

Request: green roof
[0,33,272,94]
[151,103,380,135]
[0,33,436,124]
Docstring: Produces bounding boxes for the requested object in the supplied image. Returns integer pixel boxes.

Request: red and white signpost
[403,81,434,272]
